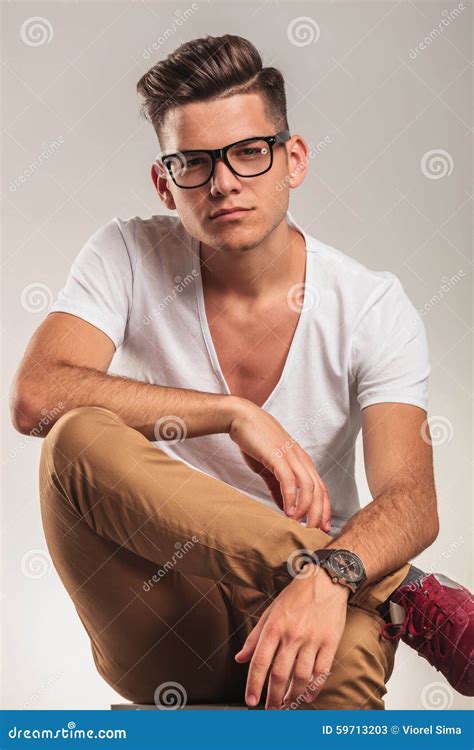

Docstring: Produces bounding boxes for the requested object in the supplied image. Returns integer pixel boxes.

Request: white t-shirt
[48,210,430,533]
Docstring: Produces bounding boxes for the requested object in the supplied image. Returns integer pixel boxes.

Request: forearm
[13,362,242,441]
[325,479,439,582]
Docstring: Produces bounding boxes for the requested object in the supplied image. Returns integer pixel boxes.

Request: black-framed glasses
[156,130,291,189]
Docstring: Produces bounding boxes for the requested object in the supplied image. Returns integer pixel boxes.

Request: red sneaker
[380,573,474,696]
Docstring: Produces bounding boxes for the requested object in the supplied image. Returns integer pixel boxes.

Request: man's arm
[325,401,439,581]
[10,311,330,525]
[10,312,239,440]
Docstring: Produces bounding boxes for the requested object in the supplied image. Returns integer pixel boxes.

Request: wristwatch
[312,548,367,596]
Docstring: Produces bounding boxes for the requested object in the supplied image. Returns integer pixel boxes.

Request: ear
[151,162,177,211]
[286,135,309,190]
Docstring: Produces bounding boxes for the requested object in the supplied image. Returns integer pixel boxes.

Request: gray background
[2,0,472,710]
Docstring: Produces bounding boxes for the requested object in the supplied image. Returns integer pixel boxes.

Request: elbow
[424,501,440,548]
[10,381,44,436]
[10,393,37,435]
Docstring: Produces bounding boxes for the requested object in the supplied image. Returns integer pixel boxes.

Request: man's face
[153,93,301,253]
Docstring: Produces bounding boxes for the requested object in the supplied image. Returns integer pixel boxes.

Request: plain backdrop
[1,0,472,710]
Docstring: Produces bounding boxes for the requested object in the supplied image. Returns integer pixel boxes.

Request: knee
[41,406,119,473]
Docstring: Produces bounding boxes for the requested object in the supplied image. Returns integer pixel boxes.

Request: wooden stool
[111,702,258,710]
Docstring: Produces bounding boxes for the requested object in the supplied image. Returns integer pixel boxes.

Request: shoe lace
[380,596,451,668]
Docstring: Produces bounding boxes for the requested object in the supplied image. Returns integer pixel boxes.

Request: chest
[203,294,302,408]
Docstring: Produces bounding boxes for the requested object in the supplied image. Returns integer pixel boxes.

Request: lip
[210,208,253,221]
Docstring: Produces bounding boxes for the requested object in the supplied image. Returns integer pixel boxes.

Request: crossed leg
[39,406,402,708]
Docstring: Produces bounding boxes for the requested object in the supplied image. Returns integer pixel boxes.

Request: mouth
[209,208,254,221]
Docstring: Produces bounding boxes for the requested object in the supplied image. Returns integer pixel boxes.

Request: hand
[229,399,331,531]
[234,565,348,709]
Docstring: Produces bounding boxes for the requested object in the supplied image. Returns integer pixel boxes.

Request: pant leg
[39,429,247,704]
[39,405,405,705]
[40,405,408,606]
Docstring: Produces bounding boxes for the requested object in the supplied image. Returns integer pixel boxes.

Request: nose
[209,158,242,196]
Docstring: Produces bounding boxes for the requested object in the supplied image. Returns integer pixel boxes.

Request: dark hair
[136,34,289,143]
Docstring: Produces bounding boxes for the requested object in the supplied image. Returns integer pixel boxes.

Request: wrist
[318,565,351,600]
[227,396,256,433]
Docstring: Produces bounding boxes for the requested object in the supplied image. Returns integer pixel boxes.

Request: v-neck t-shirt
[48,210,430,534]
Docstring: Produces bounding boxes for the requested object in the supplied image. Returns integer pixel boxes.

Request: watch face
[330,551,365,583]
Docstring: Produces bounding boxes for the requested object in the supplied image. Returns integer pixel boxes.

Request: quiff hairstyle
[136,34,289,144]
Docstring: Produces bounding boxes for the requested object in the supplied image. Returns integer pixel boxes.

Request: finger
[245,623,280,707]
[265,645,299,710]
[317,476,332,532]
[286,456,316,522]
[283,644,317,707]
[234,606,272,663]
[272,463,298,516]
[297,451,329,530]
[304,644,336,703]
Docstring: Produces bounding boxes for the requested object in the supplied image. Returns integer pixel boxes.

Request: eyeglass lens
[166,138,272,187]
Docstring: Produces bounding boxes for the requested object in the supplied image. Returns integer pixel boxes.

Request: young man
[11,35,472,710]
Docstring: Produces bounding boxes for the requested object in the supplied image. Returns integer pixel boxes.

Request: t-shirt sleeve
[48,218,133,350]
[350,272,430,412]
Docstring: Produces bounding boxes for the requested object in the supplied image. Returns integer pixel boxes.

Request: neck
[199,219,307,302]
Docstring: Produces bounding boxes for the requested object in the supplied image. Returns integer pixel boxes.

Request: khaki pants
[39,406,408,709]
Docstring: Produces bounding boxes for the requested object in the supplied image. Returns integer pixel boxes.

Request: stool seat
[111,702,257,710]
